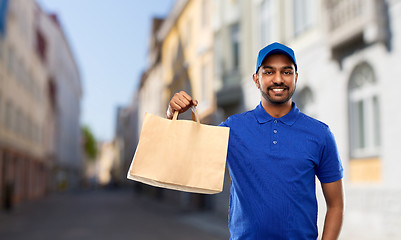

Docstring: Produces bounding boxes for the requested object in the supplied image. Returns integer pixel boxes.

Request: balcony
[324,0,389,60]
[216,70,243,108]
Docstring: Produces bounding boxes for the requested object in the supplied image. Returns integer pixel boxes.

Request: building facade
[0,0,49,208]
[159,0,216,122]
[36,2,83,191]
[115,102,138,185]
[0,0,82,209]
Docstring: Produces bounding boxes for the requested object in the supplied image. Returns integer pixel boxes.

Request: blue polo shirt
[220,102,343,240]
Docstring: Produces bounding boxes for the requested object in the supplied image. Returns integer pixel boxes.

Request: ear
[252,73,260,89]
[295,72,298,84]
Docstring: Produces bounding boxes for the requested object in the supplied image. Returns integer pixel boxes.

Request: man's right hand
[167,91,198,119]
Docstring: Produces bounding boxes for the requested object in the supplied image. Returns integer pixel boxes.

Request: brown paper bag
[127,107,230,194]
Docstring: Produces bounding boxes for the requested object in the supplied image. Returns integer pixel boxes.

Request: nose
[272,72,284,85]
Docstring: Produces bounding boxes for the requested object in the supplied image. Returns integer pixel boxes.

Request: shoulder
[296,113,340,158]
[297,113,333,138]
[300,113,329,128]
[219,109,256,127]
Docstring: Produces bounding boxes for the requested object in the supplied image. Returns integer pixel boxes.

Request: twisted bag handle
[172,106,200,124]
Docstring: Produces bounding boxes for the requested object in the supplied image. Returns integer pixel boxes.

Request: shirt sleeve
[219,116,231,127]
[315,127,344,183]
[219,121,227,127]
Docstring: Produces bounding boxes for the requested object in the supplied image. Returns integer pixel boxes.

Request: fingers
[172,91,194,112]
[167,91,198,119]
[180,91,198,107]
[179,91,192,102]
[176,95,191,111]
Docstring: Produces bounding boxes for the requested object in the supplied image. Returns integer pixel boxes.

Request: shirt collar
[254,102,301,126]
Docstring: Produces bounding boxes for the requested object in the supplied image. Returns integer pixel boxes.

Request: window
[34,122,39,143]
[230,23,240,70]
[26,117,33,142]
[0,41,3,62]
[22,63,29,92]
[201,0,208,28]
[348,62,380,158]
[20,112,27,139]
[0,92,2,126]
[27,73,34,97]
[7,46,15,77]
[36,30,47,63]
[260,0,277,46]
[185,19,191,46]
[201,64,208,102]
[15,107,21,135]
[5,100,13,131]
[295,86,316,117]
[16,57,23,85]
[293,0,315,36]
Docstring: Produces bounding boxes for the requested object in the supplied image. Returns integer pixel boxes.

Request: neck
[261,100,293,118]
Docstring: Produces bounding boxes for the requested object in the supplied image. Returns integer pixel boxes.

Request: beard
[260,84,296,105]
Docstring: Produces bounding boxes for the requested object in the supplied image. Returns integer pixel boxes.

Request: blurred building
[318,0,400,238]
[96,141,119,186]
[115,103,138,184]
[0,0,82,210]
[0,0,49,207]
[213,0,251,117]
[160,0,216,121]
[37,3,82,191]
[138,18,165,124]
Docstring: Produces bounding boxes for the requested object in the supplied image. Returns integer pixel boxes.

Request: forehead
[261,53,295,68]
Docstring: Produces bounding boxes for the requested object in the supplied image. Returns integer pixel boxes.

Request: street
[0,188,229,240]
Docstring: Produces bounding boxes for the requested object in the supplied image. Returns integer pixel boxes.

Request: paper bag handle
[173,106,200,124]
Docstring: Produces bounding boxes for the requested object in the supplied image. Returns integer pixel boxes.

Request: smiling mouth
[269,88,287,93]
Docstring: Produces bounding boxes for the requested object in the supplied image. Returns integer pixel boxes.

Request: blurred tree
[82,125,97,160]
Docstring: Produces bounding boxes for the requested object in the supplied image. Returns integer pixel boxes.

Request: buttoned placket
[271,119,279,151]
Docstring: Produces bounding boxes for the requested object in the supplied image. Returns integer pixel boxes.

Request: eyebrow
[262,65,294,70]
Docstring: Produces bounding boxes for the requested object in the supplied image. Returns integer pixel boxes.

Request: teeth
[272,89,284,92]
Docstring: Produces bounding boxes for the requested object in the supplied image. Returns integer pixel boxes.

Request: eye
[283,71,293,75]
[262,70,273,75]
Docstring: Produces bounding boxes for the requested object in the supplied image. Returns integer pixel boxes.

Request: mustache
[267,84,289,90]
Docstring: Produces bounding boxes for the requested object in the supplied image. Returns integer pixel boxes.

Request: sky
[36,0,174,142]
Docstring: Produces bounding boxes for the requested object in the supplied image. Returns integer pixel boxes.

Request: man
[167,42,344,239]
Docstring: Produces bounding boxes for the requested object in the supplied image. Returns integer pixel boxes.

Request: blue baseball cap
[256,42,297,73]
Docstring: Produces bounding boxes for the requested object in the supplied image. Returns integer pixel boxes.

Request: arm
[166,91,198,119]
[321,179,344,240]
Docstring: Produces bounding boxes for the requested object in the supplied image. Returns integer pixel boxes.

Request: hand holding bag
[127,107,230,194]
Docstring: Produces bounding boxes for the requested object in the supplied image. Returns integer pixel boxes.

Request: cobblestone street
[0,188,229,240]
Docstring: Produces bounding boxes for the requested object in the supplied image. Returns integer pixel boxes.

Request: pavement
[0,188,230,240]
